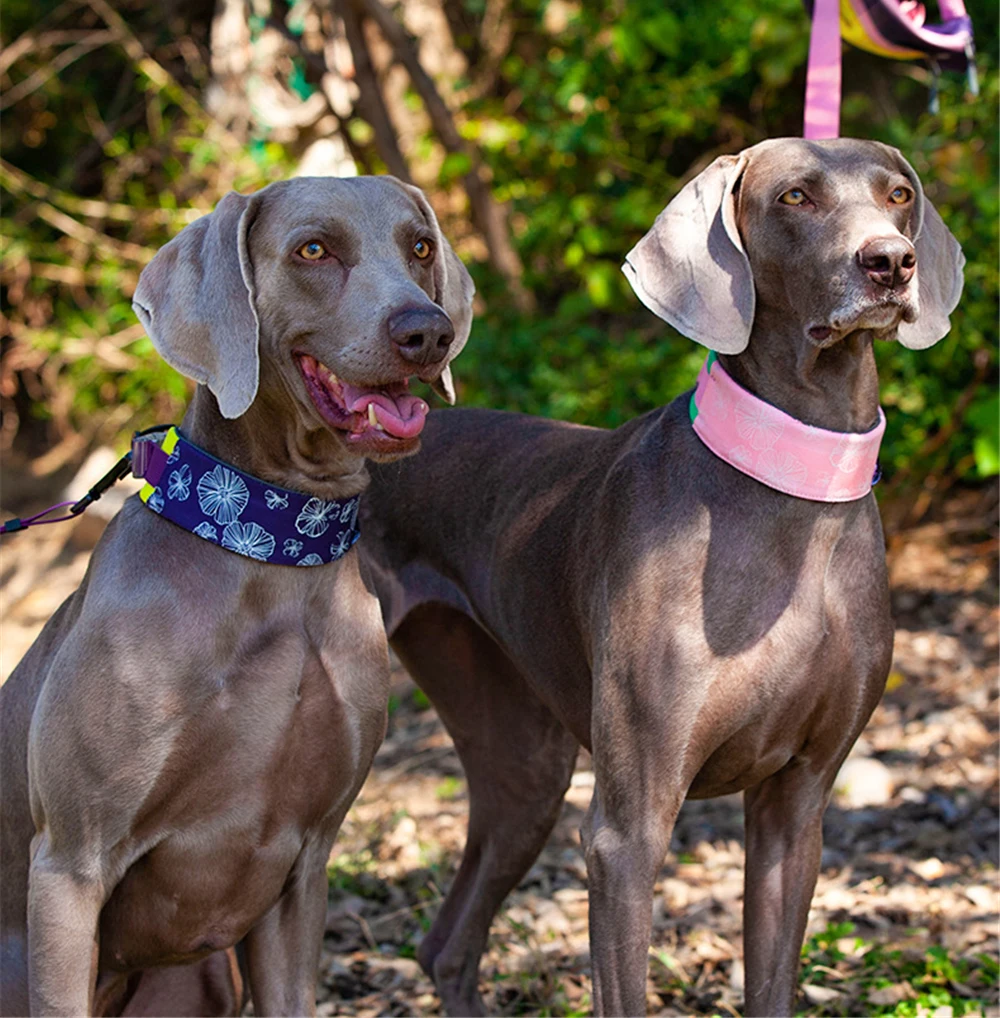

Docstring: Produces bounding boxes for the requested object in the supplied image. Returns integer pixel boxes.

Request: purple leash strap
[0,501,78,534]
[0,446,136,535]
[804,0,842,139]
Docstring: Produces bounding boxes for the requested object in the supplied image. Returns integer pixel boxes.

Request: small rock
[802,983,843,1004]
[867,983,916,1006]
[899,786,927,804]
[834,757,894,807]
[729,957,744,995]
[965,884,997,911]
[534,900,571,937]
[910,857,946,881]
[661,877,690,912]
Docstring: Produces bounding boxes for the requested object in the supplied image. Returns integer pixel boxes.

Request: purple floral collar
[132,427,360,566]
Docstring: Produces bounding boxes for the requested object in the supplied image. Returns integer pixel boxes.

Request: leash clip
[0,424,175,537]
[68,450,134,516]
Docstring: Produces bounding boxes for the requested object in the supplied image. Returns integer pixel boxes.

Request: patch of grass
[493,970,591,1017]
[435,776,465,801]
[326,848,391,900]
[798,922,996,1017]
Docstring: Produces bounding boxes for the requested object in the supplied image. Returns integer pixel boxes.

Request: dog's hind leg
[93,952,244,1017]
[391,604,579,1017]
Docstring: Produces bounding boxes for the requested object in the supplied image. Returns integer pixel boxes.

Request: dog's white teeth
[375,423,384,432]
[367,403,378,427]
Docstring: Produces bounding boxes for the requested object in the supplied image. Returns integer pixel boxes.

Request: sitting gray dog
[358,139,964,1016]
[0,176,473,1017]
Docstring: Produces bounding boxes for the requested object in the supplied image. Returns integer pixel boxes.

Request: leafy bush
[454,0,998,500]
[1,0,995,505]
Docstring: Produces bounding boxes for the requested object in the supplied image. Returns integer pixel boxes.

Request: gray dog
[0,176,473,1017]
[358,139,964,1016]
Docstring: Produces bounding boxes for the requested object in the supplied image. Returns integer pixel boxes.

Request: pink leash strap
[804,0,842,139]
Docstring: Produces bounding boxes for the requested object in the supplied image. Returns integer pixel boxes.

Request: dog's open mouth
[296,354,429,446]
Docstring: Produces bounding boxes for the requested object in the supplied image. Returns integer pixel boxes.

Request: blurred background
[1,3,997,1015]
[1,0,997,522]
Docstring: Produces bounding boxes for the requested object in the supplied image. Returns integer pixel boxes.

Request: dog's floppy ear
[623,152,754,354]
[395,181,476,404]
[889,149,965,350]
[133,190,262,419]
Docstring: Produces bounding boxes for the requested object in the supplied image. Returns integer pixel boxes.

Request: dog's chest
[98,593,390,970]
[684,527,892,797]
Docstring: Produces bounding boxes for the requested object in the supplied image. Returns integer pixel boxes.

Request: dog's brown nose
[857,236,916,289]
[389,306,455,366]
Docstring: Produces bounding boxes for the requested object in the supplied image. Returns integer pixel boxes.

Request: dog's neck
[719,310,882,434]
[182,385,369,501]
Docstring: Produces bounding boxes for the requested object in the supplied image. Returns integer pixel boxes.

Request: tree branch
[355,0,531,309]
[338,0,412,182]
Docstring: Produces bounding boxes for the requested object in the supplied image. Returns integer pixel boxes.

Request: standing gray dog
[0,176,473,1017]
[358,139,964,1016]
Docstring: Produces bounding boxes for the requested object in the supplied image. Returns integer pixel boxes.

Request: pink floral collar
[690,354,884,502]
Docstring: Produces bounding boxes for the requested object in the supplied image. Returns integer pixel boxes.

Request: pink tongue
[341,384,428,440]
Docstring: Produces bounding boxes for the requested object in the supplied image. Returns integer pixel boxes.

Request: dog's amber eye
[778,188,808,206]
[298,242,327,260]
[889,187,912,205]
[413,238,434,260]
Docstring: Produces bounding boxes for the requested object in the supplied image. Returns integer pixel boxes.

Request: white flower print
[166,446,180,465]
[146,488,164,513]
[330,530,354,559]
[296,553,325,566]
[704,380,733,422]
[167,463,192,501]
[264,489,289,510]
[295,497,339,537]
[193,521,219,542]
[197,465,249,524]
[730,445,754,469]
[757,448,808,490]
[221,521,276,561]
[829,436,863,475]
[735,401,784,451]
[283,538,304,558]
[339,497,358,524]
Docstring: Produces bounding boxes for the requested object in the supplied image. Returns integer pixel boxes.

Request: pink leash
[804,0,843,139]
[803,0,975,138]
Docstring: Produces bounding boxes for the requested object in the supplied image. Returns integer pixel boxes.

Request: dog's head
[133,176,475,461]
[623,138,964,353]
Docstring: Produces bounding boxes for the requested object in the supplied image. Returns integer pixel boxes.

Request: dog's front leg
[742,759,835,1017]
[242,838,332,1017]
[582,784,680,1017]
[27,833,104,1016]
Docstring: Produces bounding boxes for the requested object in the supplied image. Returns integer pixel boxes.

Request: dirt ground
[1,480,997,1017]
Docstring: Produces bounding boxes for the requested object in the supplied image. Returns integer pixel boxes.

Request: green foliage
[2,0,996,497]
[799,922,996,1017]
[434,776,465,801]
[453,0,999,493]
